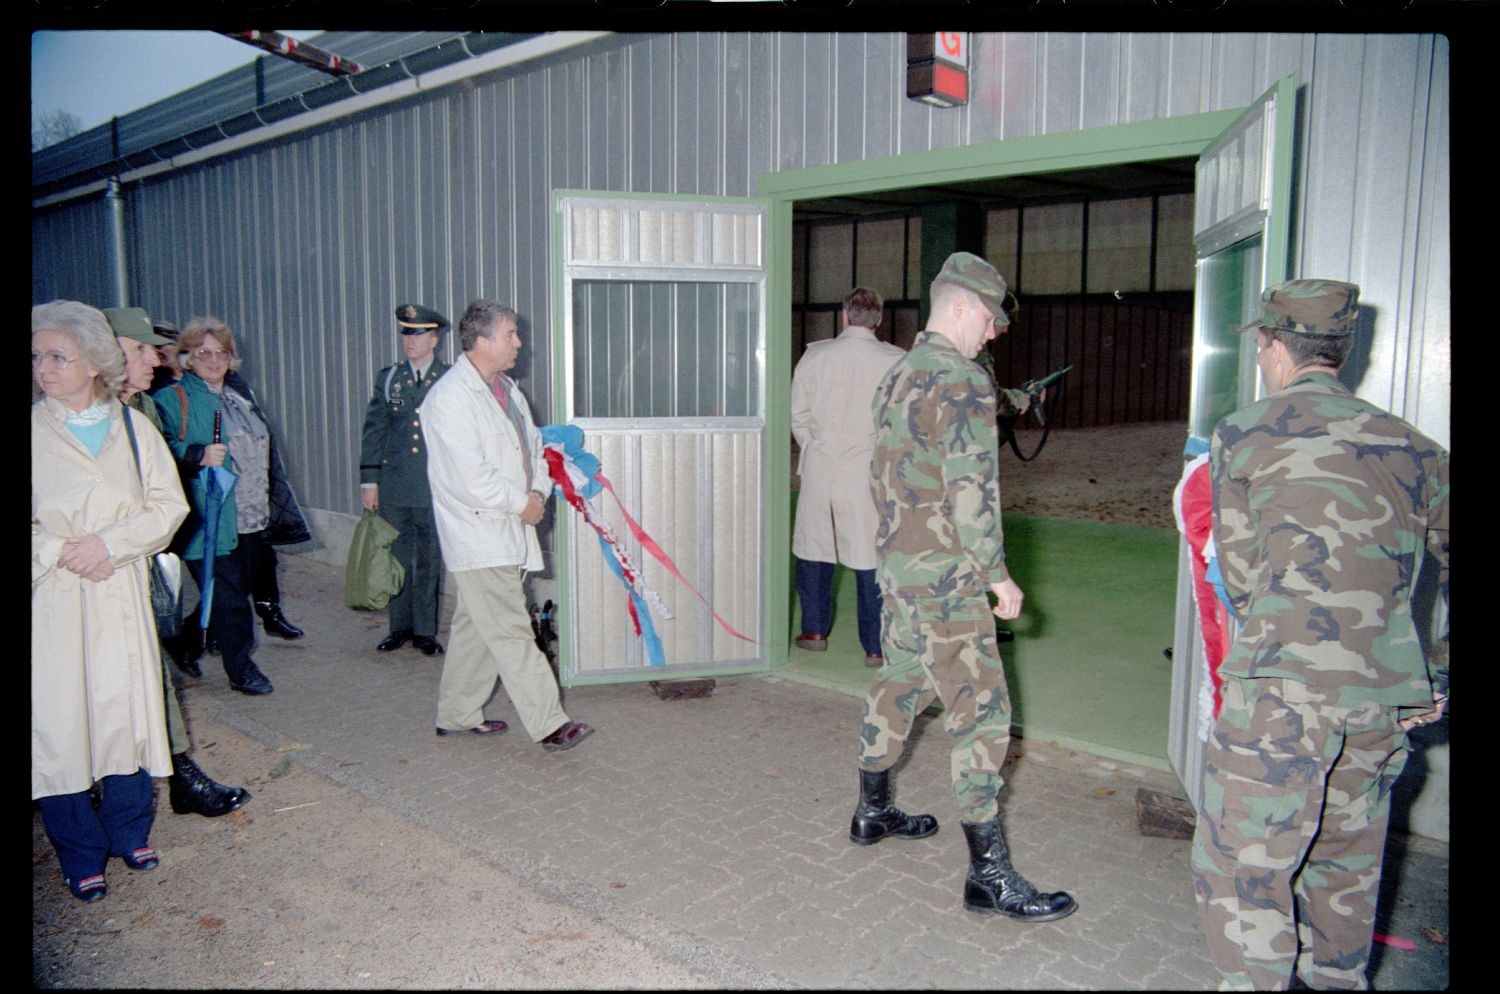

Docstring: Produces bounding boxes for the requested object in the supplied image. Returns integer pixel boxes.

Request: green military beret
[102,306,170,345]
[395,303,449,334]
[1238,279,1359,338]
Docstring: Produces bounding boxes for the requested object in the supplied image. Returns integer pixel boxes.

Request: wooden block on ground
[649,679,716,700]
[1136,787,1196,839]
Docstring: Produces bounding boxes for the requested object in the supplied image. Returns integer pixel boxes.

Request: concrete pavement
[177,553,1448,989]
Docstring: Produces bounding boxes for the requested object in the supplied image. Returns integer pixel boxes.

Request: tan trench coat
[790,326,905,570]
[31,398,188,799]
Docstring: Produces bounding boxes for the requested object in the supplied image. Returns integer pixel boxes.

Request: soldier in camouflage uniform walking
[1191,279,1450,990]
[849,251,1077,923]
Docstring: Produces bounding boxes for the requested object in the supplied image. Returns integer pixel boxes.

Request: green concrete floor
[778,513,1181,772]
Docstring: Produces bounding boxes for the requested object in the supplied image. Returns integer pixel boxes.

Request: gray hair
[32,299,126,401]
[457,299,518,352]
[843,286,884,329]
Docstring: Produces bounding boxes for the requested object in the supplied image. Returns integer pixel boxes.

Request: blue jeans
[795,558,883,656]
[37,769,155,880]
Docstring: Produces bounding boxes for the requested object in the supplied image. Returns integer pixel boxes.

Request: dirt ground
[996,420,1187,529]
[31,716,716,990]
[791,419,1191,530]
[31,420,1188,989]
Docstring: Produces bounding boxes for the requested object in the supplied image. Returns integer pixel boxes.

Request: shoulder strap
[383,364,399,404]
[120,405,147,500]
[174,384,189,441]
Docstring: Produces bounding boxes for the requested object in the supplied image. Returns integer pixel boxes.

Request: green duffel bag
[345,510,406,610]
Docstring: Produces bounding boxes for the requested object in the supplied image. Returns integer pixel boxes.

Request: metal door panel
[553,191,768,686]
[1168,76,1296,810]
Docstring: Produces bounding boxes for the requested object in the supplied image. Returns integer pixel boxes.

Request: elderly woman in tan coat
[32,300,189,902]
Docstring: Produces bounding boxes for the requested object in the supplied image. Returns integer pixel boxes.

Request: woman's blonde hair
[176,316,245,374]
[31,300,126,402]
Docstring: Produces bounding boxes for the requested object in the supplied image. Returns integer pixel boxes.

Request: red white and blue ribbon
[541,424,756,667]
[1173,440,1234,738]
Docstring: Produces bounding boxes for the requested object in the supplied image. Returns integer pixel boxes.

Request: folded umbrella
[198,411,238,629]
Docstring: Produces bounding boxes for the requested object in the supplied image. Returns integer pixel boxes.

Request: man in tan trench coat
[791,286,905,665]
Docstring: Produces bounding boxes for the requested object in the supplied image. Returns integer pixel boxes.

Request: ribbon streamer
[541,424,756,668]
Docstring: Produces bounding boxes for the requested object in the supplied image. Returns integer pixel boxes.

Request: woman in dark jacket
[154,316,311,695]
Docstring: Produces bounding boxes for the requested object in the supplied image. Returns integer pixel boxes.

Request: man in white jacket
[791,287,905,665]
[420,299,593,751]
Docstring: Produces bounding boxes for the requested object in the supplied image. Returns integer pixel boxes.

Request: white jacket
[420,353,546,573]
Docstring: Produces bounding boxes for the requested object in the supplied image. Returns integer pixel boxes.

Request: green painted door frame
[756,108,1246,670]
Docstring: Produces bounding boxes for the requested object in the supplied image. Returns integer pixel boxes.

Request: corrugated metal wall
[33,197,115,306]
[32,31,1450,521]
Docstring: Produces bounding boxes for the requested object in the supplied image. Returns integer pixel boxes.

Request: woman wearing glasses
[31,301,189,901]
[154,317,311,696]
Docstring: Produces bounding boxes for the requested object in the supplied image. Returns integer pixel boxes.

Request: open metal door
[550,191,769,686]
[1167,76,1297,809]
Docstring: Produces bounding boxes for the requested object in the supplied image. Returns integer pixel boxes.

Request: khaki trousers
[437,566,568,741]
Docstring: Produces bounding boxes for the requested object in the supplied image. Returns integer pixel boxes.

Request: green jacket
[1210,370,1450,707]
[358,358,448,507]
[152,371,312,560]
[871,330,1010,602]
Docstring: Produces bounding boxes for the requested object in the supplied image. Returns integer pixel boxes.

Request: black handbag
[121,406,184,638]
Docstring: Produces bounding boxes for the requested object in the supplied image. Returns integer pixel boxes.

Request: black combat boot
[849,768,939,845]
[961,817,1077,922]
[169,753,252,817]
[255,600,304,639]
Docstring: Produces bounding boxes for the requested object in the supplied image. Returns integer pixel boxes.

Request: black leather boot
[228,659,274,695]
[169,753,252,817]
[849,768,939,845]
[255,600,304,639]
[961,818,1077,922]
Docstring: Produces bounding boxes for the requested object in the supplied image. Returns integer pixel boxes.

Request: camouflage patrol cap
[935,251,1011,326]
[395,303,449,334]
[1238,279,1359,337]
[102,306,170,345]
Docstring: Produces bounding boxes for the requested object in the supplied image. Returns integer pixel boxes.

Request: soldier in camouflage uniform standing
[359,304,451,656]
[1191,279,1450,990]
[850,251,1077,923]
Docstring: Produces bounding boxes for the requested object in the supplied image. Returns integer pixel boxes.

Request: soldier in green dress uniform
[359,304,451,656]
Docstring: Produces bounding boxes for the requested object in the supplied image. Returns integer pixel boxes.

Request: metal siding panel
[1298,36,1365,280]
[1207,33,1261,112]
[629,35,674,194]
[1164,34,1211,119]
[804,34,836,167]
[777,34,808,170]
[589,48,627,192]
[697,35,724,196]
[993,32,1039,143]
[832,34,866,165]
[32,198,115,304]
[865,34,899,161]
[1121,33,1169,125]
[1347,36,1418,412]
[746,33,778,196]
[1407,37,1449,448]
[517,73,552,420]
[1040,34,1085,137]
[675,36,701,195]
[1079,32,1122,131]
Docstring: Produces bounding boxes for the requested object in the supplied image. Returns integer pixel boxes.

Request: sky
[32,30,324,137]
